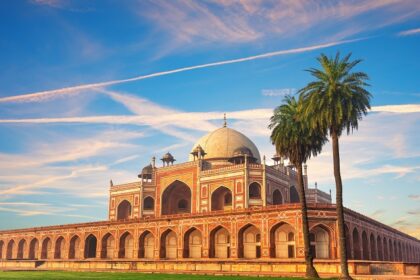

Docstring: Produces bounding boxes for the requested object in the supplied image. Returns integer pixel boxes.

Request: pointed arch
[54,236,65,259]
[41,237,52,259]
[6,240,15,259]
[272,189,283,205]
[101,233,115,259]
[17,239,27,259]
[117,200,132,220]
[143,196,155,211]
[183,227,202,258]
[269,222,295,258]
[68,235,81,259]
[352,228,361,260]
[119,231,134,259]
[161,180,191,215]
[209,226,230,258]
[377,236,383,261]
[383,237,388,261]
[238,223,261,259]
[249,182,261,199]
[138,231,154,259]
[362,231,369,260]
[344,224,351,259]
[370,233,376,260]
[211,186,232,211]
[0,240,4,260]
[84,234,97,259]
[160,229,177,259]
[310,224,331,259]
[290,186,300,203]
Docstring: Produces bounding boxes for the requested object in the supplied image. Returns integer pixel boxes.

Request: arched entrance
[370,234,376,260]
[29,239,39,259]
[389,239,393,261]
[101,233,114,259]
[119,232,134,259]
[310,225,330,259]
[7,240,15,259]
[270,223,295,258]
[54,236,65,259]
[183,228,202,258]
[17,239,27,259]
[383,238,388,260]
[211,187,232,211]
[161,181,191,215]
[352,228,361,260]
[117,200,131,220]
[84,234,97,258]
[41,238,52,259]
[143,197,154,211]
[272,189,283,205]
[160,230,177,259]
[345,224,351,259]
[249,182,261,199]
[362,231,369,260]
[238,224,261,259]
[377,236,383,260]
[290,186,300,203]
[69,235,81,259]
[139,231,154,259]
[210,226,230,258]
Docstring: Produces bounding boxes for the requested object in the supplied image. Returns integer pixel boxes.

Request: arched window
[211,187,233,211]
[290,186,300,203]
[161,180,191,215]
[143,197,154,210]
[249,182,261,199]
[117,200,131,220]
[272,189,283,205]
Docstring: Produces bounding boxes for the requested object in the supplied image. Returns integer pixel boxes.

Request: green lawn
[0,271,333,280]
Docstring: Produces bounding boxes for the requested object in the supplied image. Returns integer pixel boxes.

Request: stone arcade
[1,123,419,276]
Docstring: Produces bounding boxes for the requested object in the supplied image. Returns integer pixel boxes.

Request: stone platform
[1,259,419,278]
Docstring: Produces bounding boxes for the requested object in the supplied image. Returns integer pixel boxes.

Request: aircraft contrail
[0,38,363,103]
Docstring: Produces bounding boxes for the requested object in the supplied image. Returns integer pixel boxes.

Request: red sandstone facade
[0,125,419,275]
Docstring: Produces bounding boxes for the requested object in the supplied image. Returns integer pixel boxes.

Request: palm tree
[299,52,371,280]
[269,95,327,279]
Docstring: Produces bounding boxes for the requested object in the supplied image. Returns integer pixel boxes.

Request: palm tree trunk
[331,130,353,280]
[296,162,319,278]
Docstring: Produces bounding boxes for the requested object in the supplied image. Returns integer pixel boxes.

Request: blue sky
[0,0,419,238]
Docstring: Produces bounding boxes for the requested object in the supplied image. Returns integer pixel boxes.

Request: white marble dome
[189,127,261,163]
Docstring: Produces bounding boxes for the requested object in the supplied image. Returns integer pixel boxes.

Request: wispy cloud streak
[398,27,420,36]
[0,39,362,104]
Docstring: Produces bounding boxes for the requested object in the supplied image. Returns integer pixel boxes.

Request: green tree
[299,52,371,280]
[269,95,327,279]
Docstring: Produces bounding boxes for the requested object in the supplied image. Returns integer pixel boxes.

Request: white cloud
[0,39,361,104]
[398,27,420,36]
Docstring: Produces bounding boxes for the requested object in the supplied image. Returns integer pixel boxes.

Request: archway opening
[84,234,97,259]
[143,197,154,211]
[310,225,330,259]
[352,228,361,260]
[29,239,39,260]
[377,236,383,261]
[238,224,261,259]
[345,224,351,259]
[270,223,295,258]
[272,189,283,205]
[161,180,191,215]
[138,231,154,259]
[362,231,369,260]
[211,187,232,211]
[160,230,177,259]
[119,232,134,259]
[7,240,15,259]
[370,234,376,260]
[249,182,261,199]
[117,200,132,220]
[383,238,388,261]
[183,228,202,258]
[389,239,393,261]
[209,226,230,258]
[41,238,52,259]
[69,235,80,259]
[54,237,65,259]
[290,186,300,203]
[17,239,27,259]
[101,233,114,259]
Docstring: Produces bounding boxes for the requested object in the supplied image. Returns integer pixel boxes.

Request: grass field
[0,271,332,280]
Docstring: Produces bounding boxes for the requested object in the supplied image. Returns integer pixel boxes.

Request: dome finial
[223,113,227,127]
